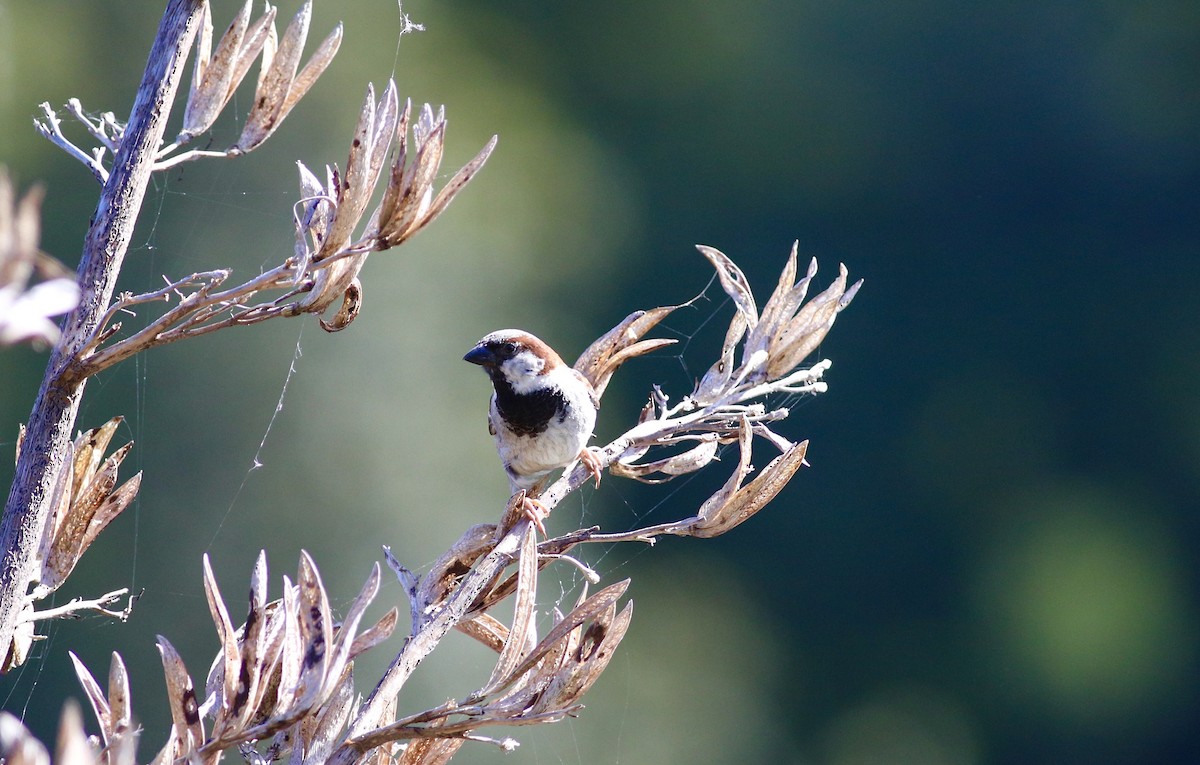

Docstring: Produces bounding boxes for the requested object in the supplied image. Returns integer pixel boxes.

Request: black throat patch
[490,371,566,437]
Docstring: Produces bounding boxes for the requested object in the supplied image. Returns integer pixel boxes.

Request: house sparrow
[464,329,603,531]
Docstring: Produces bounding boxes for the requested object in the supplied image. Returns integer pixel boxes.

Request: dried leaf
[156,636,204,754]
[201,554,239,726]
[543,599,633,709]
[482,525,537,693]
[693,320,741,404]
[244,600,287,726]
[107,651,132,741]
[301,664,355,765]
[761,242,800,329]
[382,120,445,243]
[314,85,379,262]
[574,306,680,396]
[518,610,573,704]
[71,417,123,499]
[695,417,754,528]
[0,712,51,765]
[249,5,278,92]
[375,99,413,233]
[456,612,508,653]
[43,443,131,591]
[694,440,809,538]
[293,551,332,709]
[496,579,630,693]
[295,160,332,247]
[349,607,398,659]
[36,443,73,584]
[188,0,214,105]
[274,22,342,132]
[275,575,303,711]
[78,470,140,553]
[697,244,758,328]
[67,651,110,741]
[746,241,800,358]
[318,278,362,332]
[183,0,251,135]
[420,524,497,609]
[230,551,270,724]
[768,264,859,378]
[322,562,381,697]
[408,133,497,240]
[575,307,675,376]
[70,442,129,521]
[775,255,820,334]
[232,5,279,96]
[2,616,34,674]
[364,84,400,204]
[611,437,719,483]
[237,0,310,150]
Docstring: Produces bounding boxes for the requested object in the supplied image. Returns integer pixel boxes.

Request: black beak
[463,345,494,366]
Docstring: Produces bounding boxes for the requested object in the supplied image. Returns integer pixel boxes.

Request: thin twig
[152,148,239,172]
[64,98,120,153]
[25,588,137,623]
[33,102,109,184]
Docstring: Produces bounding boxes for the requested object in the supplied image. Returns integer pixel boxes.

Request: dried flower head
[293,84,496,328]
[3,417,140,672]
[67,552,396,764]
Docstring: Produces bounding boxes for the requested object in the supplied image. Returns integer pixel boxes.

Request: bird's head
[464,329,566,394]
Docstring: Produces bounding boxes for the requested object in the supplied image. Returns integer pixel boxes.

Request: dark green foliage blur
[1,1,1197,763]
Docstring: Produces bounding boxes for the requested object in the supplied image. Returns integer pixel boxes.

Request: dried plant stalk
[40,241,857,765]
[6,0,861,761]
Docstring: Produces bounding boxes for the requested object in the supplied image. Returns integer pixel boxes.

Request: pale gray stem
[25,588,134,622]
[332,524,527,764]
[0,0,204,662]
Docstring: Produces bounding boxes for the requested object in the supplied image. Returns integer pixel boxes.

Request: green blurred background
[2,1,1197,763]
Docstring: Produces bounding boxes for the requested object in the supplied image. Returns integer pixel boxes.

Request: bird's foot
[516,491,549,536]
[578,447,604,489]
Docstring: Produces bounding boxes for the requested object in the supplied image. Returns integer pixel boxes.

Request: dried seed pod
[693,439,809,538]
[610,436,719,483]
[574,307,679,397]
[38,417,141,593]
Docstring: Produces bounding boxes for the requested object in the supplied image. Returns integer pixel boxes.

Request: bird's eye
[498,342,517,357]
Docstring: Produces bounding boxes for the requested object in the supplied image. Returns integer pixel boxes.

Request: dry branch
[31,238,858,764]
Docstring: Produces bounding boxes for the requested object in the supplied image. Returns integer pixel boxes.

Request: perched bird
[464,329,603,531]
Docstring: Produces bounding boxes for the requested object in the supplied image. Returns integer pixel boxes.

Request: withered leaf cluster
[542,243,860,542]
[35,1,342,182]
[348,528,632,763]
[70,79,495,374]
[695,242,861,399]
[294,83,496,329]
[181,0,341,155]
[49,528,632,765]
[3,417,140,672]
[62,552,396,765]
